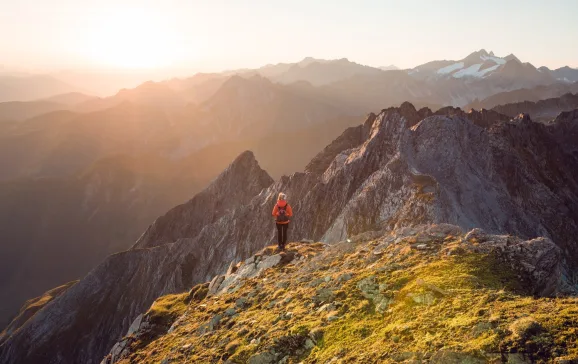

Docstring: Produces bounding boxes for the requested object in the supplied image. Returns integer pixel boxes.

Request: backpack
[276,203,289,222]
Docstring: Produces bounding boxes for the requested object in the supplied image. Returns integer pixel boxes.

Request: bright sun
[84,9,183,69]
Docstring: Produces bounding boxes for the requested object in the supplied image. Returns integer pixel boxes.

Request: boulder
[462,231,570,296]
[126,314,143,336]
[247,351,276,364]
[208,275,226,296]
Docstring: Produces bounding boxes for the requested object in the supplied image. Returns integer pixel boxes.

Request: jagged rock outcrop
[134,151,274,249]
[2,102,578,364]
[304,113,375,175]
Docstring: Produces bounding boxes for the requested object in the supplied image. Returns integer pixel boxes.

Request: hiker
[272,192,293,250]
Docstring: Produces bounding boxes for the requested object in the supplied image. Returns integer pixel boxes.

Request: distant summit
[265,57,384,86]
[504,53,521,62]
[416,49,511,79]
[379,65,399,71]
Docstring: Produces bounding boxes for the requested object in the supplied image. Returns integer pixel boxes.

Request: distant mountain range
[467,81,578,110]
[2,50,576,105]
[1,50,578,333]
[0,74,87,102]
[490,92,578,122]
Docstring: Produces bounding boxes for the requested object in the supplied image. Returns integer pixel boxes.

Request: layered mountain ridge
[491,92,578,122]
[2,101,577,363]
[0,70,367,330]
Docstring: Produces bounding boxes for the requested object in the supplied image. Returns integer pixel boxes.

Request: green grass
[146,292,188,326]
[116,240,578,364]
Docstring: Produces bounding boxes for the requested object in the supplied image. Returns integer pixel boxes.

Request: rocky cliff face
[2,103,577,364]
[133,151,274,249]
[549,109,578,161]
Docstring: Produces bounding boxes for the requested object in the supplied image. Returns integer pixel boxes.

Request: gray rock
[226,260,238,277]
[224,308,237,317]
[275,281,290,289]
[426,224,462,238]
[304,339,315,350]
[409,292,435,305]
[198,314,222,335]
[308,278,325,287]
[312,288,334,305]
[235,297,249,309]
[464,228,487,242]
[126,314,143,336]
[316,303,333,312]
[462,234,571,296]
[429,351,485,363]
[356,276,392,313]
[337,273,352,282]
[256,254,283,271]
[208,275,225,296]
[247,351,276,364]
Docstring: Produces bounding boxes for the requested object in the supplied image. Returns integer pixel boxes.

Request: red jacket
[272,200,293,224]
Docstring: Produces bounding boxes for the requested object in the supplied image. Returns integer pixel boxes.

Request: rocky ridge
[103,225,578,363]
[490,92,578,122]
[2,103,578,364]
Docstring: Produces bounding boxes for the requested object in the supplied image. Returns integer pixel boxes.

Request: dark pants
[276,223,289,248]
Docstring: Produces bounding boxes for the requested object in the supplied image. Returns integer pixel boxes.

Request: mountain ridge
[2,101,577,363]
[101,225,577,363]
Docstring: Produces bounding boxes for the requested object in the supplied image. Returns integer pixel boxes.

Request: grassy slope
[114,235,578,364]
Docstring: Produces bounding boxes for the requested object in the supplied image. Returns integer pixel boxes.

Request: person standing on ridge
[272,192,293,251]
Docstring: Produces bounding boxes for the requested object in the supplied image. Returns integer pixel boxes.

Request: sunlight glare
[83,8,185,69]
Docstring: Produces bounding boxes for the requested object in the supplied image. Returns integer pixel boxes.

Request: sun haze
[1,0,577,74]
[81,7,186,69]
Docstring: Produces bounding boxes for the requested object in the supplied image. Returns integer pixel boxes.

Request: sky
[1,0,577,76]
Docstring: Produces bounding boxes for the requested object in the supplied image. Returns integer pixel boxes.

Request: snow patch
[480,55,506,65]
[453,64,482,78]
[437,62,464,75]
[453,63,500,78]
[479,64,500,76]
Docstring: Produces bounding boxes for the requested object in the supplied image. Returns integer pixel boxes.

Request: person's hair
[278,192,287,201]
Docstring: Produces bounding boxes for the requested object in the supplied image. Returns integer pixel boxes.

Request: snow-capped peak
[433,51,508,79]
